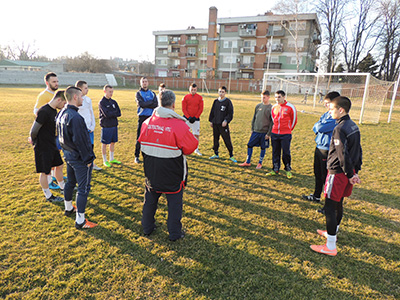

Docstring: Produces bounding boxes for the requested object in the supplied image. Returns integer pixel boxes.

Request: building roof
[0,59,51,67]
[153,28,208,36]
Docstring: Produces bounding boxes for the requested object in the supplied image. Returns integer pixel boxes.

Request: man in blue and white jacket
[302,91,340,202]
[134,77,158,163]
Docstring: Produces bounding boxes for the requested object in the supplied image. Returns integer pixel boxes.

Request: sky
[1,0,276,62]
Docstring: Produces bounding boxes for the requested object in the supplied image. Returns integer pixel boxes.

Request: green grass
[0,87,399,299]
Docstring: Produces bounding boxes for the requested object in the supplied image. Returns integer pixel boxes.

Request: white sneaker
[93,164,102,171]
[194,149,202,156]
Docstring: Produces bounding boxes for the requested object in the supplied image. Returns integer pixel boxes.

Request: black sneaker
[46,195,64,203]
[64,205,76,217]
[169,231,185,242]
[144,226,157,237]
[302,194,321,202]
[317,208,326,215]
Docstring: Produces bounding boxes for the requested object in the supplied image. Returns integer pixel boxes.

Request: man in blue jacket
[303,91,340,202]
[134,77,158,164]
[57,86,97,229]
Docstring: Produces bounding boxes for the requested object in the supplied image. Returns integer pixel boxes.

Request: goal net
[262,72,395,124]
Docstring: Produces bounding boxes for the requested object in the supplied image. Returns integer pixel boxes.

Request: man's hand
[265,135,270,140]
[222,120,227,127]
[349,174,361,185]
[28,137,33,145]
[210,122,213,128]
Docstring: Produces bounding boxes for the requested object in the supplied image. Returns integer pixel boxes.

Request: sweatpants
[271,133,292,172]
[313,147,329,197]
[135,115,151,158]
[212,124,233,157]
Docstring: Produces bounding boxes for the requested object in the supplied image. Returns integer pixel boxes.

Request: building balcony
[263,62,282,69]
[167,52,179,58]
[168,40,180,45]
[269,44,283,52]
[237,62,254,70]
[186,40,199,45]
[266,29,285,37]
[239,29,256,37]
[240,46,256,54]
[186,53,197,58]
[168,64,180,69]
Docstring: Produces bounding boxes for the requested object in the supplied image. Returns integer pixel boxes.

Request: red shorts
[324,172,353,202]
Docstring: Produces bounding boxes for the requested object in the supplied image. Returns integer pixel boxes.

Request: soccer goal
[262,72,395,124]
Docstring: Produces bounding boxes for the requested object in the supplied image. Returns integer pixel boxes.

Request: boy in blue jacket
[302,91,340,202]
[99,85,122,167]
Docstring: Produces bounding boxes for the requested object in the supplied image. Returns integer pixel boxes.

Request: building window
[243,40,256,47]
[223,55,237,64]
[289,21,306,31]
[242,73,250,79]
[223,40,238,48]
[158,70,167,77]
[201,47,207,54]
[158,36,168,42]
[174,59,180,66]
[272,24,282,31]
[202,35,207,41]
[269,56,279,63]
[187,47,196,57]
[157,59,168,66]
[243,56,255,64]
[158,48,168,54]
[288,37,304,49]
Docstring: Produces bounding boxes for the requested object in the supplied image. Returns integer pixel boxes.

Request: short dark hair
[325,91,340,101]
[190,83,197,88]
[159,90,176,107]
[75,80,87,88]
[275,90,285,97]
[261,89,270,96]
[219,86,227,92]
[331,96,352,113]
[44,72,57,82]
[159,83,166,88]
[103,84,113,90]
[52,90,66,101]
[65,86,81,102]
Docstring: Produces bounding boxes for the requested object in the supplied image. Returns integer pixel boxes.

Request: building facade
[153,8,321,80]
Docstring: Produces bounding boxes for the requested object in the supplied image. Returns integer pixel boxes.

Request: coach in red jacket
[267,90,297,179]
[138,90,198,241]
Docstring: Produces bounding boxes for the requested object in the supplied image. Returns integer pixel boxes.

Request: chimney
[207,6,218,78]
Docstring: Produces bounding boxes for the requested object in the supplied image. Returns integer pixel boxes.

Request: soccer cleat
[256,163,263,169]
[194,149,202,156]
[134,157,141,164]
[46,194,64,203]
[75,219,98,229]
[109,159,121,164]
[209,155,219,159]
[266,170,278,176]
[310,244,337,256]
[49,182,60,190]
[52,176,57,182]
[64,205,77,217]
[317,229,328,239]
[93,164,102,171]
[103,161,111,167]
[286,171,293,179]
[317,208,326,215]
[239,162,251,167]
[229,156,238,163]
[302,194,321,202]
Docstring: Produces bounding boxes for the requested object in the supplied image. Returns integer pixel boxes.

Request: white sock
[58,180,65,190]
[76,212,85,224]
[64,200,73,211]
[110,151,114,161]
[326,234,337,250]
[102,154,107,163]
[336,225,340,233]
[43,188,52,199]
[48,175,53,184]
[51,169,55,177]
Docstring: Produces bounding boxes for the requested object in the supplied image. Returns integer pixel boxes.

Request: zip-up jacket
[136,88,158,117]
[138,106,198,193]
[313,111,337,150]
[208,98,234,124]
[57,104,95,165]
[182,93,204,120]
[271,101,297,135]
[327,114,362,178]
[99,97,121,128]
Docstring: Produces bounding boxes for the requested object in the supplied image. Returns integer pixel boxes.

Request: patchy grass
[0,87,399,299]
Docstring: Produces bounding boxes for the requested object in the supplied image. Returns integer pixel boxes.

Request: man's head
[65,86,83,107]
[190,83,197,95]
[329,96,351,119]
[159,83,166,93]
[261,89,270,104]
[275,90,286,104]
[218,86,227,99]
[103,84,113,99]
[159,90,176,109]
[75,80,88,96]
[323,91,340,109]
[51,90,67,109]
[140,77,149,89]
[44,72,58,92]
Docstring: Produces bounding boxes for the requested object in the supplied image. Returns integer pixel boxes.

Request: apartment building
[153,8,321,80]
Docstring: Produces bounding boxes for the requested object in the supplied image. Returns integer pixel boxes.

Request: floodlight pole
[388,73,400,123]
[359,73,370,124]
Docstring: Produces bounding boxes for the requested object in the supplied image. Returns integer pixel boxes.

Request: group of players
[29,72,362,254]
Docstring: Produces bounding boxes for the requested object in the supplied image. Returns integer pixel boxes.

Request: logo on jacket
[221,106,226,111]
[334,139,340,146]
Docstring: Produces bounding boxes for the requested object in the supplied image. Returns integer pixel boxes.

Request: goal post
[262,72,395,124]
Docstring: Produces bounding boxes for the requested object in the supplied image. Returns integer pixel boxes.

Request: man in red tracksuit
[182,83,204,155]
[267,90,297,179]
[138,90,198,241]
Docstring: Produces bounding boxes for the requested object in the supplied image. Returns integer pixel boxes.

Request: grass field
[0,87,399,299]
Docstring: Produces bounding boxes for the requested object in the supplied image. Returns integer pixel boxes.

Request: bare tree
[314,0,348,73]
[273,0,308,73]
[377,0,400,81]
[6,42,38,60]
[339,0,381,72]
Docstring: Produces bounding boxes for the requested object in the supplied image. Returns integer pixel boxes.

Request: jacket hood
[155,106,187,121]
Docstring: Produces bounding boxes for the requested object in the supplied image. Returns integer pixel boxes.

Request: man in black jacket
[311,96,362,256]
[57,86,97,229]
